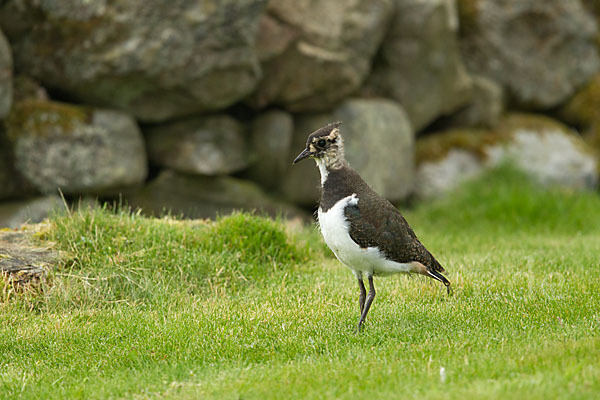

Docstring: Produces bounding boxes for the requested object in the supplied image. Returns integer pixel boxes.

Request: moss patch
[500,112,596,157]
[497,112,572,133]
[12,75,48,102]
[416,128,503,165]
[5,99,92,141]
[560,74,600,127]
[417,113,592,165]
[456,0,481,35]
[585,124,600,149]
[582,124,600,173]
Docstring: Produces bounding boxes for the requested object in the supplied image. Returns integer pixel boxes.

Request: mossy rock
[416,128,503,166]
[0,0,267,122]
[459,0,599,108]
[6,99,147,195]
[416,113,599,197]
[582,124,600,171]
[125,170,307,221]
[418,113,591,166]
[498,113,573,134]
[5,99,91,141]
[498,112,596,157]
[560,73,600,127]
[12,75,48,103]
[456,0,481,35]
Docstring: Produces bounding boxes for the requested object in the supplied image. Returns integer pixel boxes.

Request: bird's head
[292,121,346,168]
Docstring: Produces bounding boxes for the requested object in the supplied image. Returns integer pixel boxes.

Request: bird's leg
[358,277,366,314]
[357,275,376,332]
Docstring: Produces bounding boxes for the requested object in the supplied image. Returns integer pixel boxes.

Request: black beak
[293,148,311,164]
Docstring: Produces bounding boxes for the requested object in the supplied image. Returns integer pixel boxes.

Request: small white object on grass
[440,367,447,383]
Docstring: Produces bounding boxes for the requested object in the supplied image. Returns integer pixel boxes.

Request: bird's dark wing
[343,194,445,273]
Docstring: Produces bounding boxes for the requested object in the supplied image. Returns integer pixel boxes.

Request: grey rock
[0,29,12,119]
[0,0,266,122]
[13,75,49,103]
[282,98,415,206]
[416,149,483,199]
[415,114,599,198]
[446,75,503,128]
[249,0,393,111]
[281,113,333,206]
[125,170,306,220]
[0,195,63,229]
[145,115,249,176]
[0,130,36,200]
[488,114,598,189]
[363,0,472,131]
[334,98,415,201]
[8,100,148,195]
[459,0,600,108]
[245,110,294,189]
[0,227,59,286]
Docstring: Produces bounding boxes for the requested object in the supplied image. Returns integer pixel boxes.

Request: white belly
[318,194,413,277]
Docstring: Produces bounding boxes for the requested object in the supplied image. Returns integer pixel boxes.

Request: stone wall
[1,0,599,227]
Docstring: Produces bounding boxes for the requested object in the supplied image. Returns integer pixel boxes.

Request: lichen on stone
[501,113,572,133]
[499,112,595,156]
[416,128,502,165]
[5,99,92,141]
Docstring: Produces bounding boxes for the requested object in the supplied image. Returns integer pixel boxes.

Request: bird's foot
[355,318,366,334]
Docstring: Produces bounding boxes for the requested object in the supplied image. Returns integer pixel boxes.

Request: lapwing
[293,121,451,331]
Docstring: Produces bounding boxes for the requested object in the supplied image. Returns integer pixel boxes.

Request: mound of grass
[33,208,312,310]
[0,167,599,399]
[208,212,306,265]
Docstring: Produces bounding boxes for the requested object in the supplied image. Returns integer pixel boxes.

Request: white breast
[318,194,413,277]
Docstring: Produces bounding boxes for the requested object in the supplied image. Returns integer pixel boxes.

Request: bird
[293,121,451,332]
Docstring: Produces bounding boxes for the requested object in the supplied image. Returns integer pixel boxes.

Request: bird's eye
[317,139,327,148]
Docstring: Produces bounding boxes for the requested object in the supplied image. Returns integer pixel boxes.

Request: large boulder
[490,115,598,190]
[0,0,266,122]
[0,29,12,119]
[125,170,305,220]
[334,99,415,201]
[458,0,600,108]
[415,114,599,198]
[145,115,249,176]
[249,0,393,111]
[415,128,501,198]
[244,110,294,189]
[363,0,472,131]
[280,114,332,206]
[6,99,148,195]
[282,98,415,206]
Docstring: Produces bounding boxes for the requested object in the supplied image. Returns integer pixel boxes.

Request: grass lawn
[1,167,599,399]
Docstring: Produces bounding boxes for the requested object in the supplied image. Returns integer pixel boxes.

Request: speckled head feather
[293,121,346,168]
[306,121,342,144]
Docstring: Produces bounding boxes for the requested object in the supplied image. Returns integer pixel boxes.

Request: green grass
[1,166,599,399]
